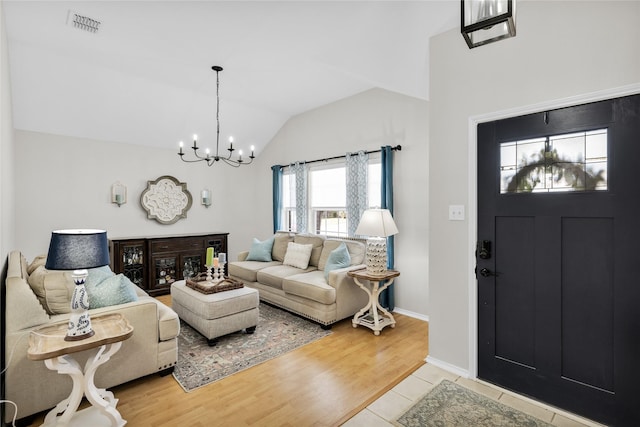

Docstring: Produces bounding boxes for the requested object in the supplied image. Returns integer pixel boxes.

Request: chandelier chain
[216,68,220,159]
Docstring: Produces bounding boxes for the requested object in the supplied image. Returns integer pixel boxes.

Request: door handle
[479,268,499,277]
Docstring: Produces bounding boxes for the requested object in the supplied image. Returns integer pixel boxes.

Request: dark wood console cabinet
[109,233,228,296]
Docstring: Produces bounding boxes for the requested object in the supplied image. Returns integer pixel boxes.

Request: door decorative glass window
[500,129,608,193]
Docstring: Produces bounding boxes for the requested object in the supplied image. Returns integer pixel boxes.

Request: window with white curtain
[282,156,381,237]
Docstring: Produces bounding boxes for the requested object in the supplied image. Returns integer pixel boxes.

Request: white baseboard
[425,355,470,379]
[393,307,428,322]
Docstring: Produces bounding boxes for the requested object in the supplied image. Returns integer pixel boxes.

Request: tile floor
[342,363,605,427]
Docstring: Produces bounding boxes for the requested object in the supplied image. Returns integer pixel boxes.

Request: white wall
[14,130,262,261]
[428,0,640,373]
[1,1,15,262]
[13,88,430,317]
[256,88,430,317]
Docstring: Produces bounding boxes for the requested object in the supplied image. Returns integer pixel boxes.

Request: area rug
[394,380,554,427]
[172,302,331,392]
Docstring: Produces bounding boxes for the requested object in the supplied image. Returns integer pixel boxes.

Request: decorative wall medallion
[140,175,193,225]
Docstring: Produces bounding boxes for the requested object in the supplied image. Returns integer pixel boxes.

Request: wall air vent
[67,10,101,33]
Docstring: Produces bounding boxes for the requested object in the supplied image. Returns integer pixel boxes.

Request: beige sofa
[3,250,180,424]
[228,233,369,327]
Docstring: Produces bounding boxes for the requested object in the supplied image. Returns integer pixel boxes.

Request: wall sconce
[462,0,516,49]
[201,189,211,208]
[111,181,127,207]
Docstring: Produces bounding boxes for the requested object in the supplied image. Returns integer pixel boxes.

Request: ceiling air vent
[67,10,101,33]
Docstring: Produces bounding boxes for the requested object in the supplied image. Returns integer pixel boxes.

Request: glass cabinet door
[182,254,202,280]
[154,256,177,287]
[122,243,144,288]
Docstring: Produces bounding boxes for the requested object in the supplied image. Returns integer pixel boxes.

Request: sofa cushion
[246,236,275,262]
[318,239,366,270]
[257,264,316,290]
[27,254,46,275]
[283,271,336,305]
[324,243,351,280]
[27,265,73,315]
[293,234,325,267]
[229,260,282,283]
[283,242,313,269]
[86,273,139,309]
[272,232,294,262]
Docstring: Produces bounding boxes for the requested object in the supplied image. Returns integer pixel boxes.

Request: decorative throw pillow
[283,242,314,269]
[246,237,275,262]
[324,243,351,280]
[27,265,73,315]
[27,254,47,275]
[86,265,116,286]
[272,232,294,262]
[85,274,139,309]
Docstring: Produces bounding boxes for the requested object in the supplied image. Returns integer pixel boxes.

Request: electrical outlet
[449,205,465,221]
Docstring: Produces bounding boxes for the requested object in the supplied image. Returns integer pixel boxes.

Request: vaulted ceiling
[3,1,458,155]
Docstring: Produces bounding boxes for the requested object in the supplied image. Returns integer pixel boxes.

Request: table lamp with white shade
[45,229,110,341]
[355,209,399,274]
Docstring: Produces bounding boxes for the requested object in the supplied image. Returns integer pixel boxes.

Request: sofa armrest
[327,264,367,282]
[328,264,369,321]
[133,286,149,298]
[156,299,180,341]
[93,296,180,342]
[75,297,179,342]
[237,251,249,261]
[5,252,50,332]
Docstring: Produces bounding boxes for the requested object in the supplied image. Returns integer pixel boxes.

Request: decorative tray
[186,273,244,294]
[28,313,134,360]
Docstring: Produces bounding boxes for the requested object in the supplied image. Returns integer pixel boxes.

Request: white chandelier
[178,66,254,167]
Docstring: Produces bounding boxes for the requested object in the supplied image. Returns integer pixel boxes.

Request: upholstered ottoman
[171,280,259,346]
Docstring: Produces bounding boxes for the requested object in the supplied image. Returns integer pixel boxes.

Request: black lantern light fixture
[462,0,516,49]
[178,66,255,168]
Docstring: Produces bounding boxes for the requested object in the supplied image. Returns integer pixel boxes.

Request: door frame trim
[467,83,640,379]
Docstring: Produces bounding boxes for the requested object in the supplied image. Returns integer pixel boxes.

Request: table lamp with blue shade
[45,229,110,341]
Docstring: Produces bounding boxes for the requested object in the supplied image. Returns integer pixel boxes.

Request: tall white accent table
[348,268,400,335]
[27,313,134,427]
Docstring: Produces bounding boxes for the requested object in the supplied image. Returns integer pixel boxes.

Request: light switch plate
[449,205,465,221]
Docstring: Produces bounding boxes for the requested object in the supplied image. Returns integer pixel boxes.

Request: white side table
[28,313,134,427]
[348,268,400,335]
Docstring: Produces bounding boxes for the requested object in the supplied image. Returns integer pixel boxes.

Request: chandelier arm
[221,158,242,168]
[224,155,254,167]
[191,147,212,162]
[179,154,208,163]
[222,149,235,162]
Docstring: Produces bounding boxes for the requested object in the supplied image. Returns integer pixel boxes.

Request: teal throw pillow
[86,273,139,309]
[324,243,351,280]
[246,236,275,262]
[86,265,115,286]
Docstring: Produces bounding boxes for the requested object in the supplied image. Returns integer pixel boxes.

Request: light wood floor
[27,294,429,427]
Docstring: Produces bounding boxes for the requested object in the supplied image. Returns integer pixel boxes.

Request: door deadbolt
[477,240,491,260]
